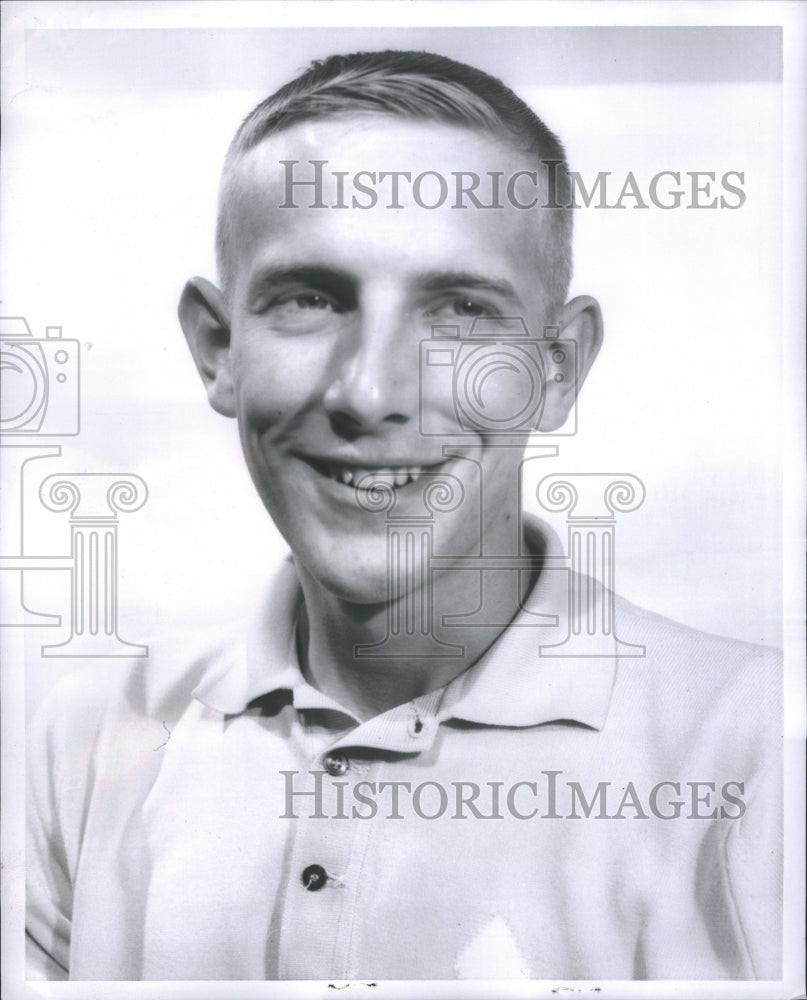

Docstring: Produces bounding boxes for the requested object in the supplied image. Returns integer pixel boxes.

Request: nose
[323,304,416,437]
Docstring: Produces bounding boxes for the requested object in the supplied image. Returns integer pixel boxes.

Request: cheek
[230,337,323,429]
[232,368,293,431]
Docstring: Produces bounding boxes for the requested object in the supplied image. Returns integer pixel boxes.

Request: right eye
[271,291,344,312]
[280,293,337,311]
[265,290,347,331]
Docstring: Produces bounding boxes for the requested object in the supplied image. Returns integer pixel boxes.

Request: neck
[295,527,543,721]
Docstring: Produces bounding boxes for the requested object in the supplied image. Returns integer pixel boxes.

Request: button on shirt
[322,752,349,776]
[26,517,782,980]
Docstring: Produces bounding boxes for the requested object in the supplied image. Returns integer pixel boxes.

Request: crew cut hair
[216,49,573,314]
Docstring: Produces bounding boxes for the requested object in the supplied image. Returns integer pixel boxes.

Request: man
[26,50,781,981]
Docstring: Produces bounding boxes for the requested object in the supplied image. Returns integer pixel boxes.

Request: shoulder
[610,594,781,765]
[29,629,243,763]
[615,591,780,665]
[29,554,299,767]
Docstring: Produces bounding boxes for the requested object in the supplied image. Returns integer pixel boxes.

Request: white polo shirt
[26,518,782,981]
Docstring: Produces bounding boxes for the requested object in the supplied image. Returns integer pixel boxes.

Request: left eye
[426,298,494,320]
[450,298,488,317]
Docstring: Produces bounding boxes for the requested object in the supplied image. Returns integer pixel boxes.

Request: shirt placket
[275,716,377,979]
[275,693,442,978]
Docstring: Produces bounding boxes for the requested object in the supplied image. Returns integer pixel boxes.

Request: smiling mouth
[304,457,450,489]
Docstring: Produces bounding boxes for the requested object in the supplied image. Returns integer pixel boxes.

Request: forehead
[237,115,521,179]
[225,117,550,295]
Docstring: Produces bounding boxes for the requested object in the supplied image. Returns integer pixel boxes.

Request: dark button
[323,751,349,776]
[302,864,328,891]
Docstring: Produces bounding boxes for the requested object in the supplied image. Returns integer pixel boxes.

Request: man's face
[193,118,582,603]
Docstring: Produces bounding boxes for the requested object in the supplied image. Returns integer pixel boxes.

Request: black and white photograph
[1,2,805,998]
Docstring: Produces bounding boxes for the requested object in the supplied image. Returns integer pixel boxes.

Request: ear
[538,295,603,432]
[178,277,236,418]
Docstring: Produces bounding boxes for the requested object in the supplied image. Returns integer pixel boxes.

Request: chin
[306,564,394,607]
[291,537,392,604]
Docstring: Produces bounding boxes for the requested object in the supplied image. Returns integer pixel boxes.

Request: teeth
[354,467,394,487]
[326,464,431,488]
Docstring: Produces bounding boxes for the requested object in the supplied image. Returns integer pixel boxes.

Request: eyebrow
[248,266,355,293]
[247,265,524,308]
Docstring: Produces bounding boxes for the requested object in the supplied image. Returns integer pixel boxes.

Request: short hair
[216,49,573,316]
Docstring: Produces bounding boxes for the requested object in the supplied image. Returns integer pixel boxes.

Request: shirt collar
[193,515,617,737]
[192,557,319,716]
[435,515,617,731]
